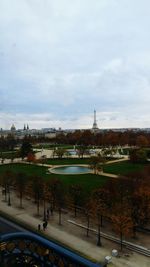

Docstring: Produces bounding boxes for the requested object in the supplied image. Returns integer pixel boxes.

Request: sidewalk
[0,192,149,267]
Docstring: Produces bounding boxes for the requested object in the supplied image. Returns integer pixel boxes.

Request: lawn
[103,160,149,175]
[34,144,74,149]
[0,163,108,194]
[0,151,19,159]
[43,158,91,165]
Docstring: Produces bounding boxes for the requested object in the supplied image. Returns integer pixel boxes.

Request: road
[0,216,28,235]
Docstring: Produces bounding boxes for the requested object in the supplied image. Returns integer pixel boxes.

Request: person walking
[43,221,48,231]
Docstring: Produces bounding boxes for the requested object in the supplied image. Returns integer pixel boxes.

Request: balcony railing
[0,232,102,267]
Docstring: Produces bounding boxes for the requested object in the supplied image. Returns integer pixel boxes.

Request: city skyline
[1,0,150,129]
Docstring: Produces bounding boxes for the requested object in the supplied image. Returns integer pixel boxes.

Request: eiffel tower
[92,110,99,130]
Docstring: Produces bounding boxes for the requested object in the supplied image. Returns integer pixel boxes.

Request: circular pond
[49,165,92,175]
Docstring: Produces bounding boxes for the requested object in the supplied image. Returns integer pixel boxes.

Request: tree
[42,181,49,221]
[6,134,16,151]
[27,152,36,163]
[76,145,89,158]
[15,173,27,208]
[31,176,44,216]
[129,148,147,163]
[83,201,93,237]
[89,154,105,174]
[2,171,14,205]
[89,156,100,174]
[136,135,149,147]
[111,212,133,251]
[91,188,109,246]
[48,179,62,212]
[69,185,83,217]
[55,148,66,159]
[78,130,94,146]
[128,167,150,235]
[20,140,33,159]
[0,137,6,159]
[111,178,133,250]
[55,181,66,225]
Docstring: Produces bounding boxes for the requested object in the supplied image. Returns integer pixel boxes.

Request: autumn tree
[111,211,133,251]
[47,178,62,212]
[30,176,44,216]
[20,140,33,159]
[89,154,105,174]
[42,181,49,221]
[0,136,6,158]
[55,181,66,225]
[111,178,134,250]
[129,148,147,163]
[69,185,83,217]
[15,172,27,208]
[124,167,150,237]
[27,152,36,163]
[84,200,95,237]
[2,171,14,205]
[76,145,89,158]
[136,135,149,147]
[91,188,109,246]
[55,148,66,159]
[78,130,94,146]
[89,156,100,174]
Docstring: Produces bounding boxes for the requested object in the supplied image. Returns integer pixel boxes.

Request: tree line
[56,130,150,147]
[1,130,150,150]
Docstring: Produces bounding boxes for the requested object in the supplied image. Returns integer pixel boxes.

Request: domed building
[10,124,16,132]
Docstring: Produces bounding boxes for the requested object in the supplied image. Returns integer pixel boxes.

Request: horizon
[2,123,150,131]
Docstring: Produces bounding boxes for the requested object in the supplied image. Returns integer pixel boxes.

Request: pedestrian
[50,207,53,215]
[43,222,45,231]
[38,224,41,231]
[45,221,48,229]
[47,209,49,220]
[43,221,47,231]
[47,208,49,216]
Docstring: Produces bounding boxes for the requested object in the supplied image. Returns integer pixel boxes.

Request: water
[68,150,77,155]
[68,149,95,155]
[50,166,92,175]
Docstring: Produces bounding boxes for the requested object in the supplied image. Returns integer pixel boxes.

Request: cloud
[0,0,150,129]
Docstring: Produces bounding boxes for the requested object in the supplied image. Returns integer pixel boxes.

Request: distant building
[92,110,99,132]
[44,132,57,139]
[10,124,16,132]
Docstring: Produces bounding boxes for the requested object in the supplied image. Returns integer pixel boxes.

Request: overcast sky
[0,0,150,129]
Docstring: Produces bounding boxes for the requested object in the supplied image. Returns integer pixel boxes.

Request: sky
[0,0,150,130]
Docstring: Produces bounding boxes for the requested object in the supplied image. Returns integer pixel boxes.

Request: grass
[103,160,149,175]
[34,144,74,149]
[0,163,108,194]
[0,151,19,159]
[43,158,91,165]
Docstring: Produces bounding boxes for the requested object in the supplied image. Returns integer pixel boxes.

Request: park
[0,136,150,266]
